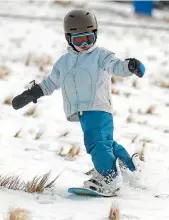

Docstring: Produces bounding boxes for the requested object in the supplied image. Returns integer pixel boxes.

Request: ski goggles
[71,32,95,47]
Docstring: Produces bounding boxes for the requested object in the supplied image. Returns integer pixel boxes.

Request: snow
[0,1,169,219]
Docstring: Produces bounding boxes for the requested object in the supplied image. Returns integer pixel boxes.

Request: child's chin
[75,45,92,52]
[82,47,89,50]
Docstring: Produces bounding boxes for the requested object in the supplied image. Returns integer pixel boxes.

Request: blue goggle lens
[71,32,95,47]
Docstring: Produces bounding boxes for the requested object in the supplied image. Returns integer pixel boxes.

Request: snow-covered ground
[0,1,169,219]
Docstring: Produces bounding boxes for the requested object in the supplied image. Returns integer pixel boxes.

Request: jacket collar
[67,44,98,55]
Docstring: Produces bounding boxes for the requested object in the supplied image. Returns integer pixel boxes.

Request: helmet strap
[65,34,78,52]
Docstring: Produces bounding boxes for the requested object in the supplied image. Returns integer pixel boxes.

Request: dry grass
[24,106,37,117]
[141,139,152,145]
[34,130,43,140]
[139,139,152,161]
[65,145,80,160]
[0,67,8,79]
[111,76,122,84]
[163,16,169,22]
[158,81,169,89]
[0,175,25,191]
[8,208,29,220]
[109,202,120,220]
[33,56,52,66]
[14,129,22,138]
[132,80,137,88]
[39,65,44,72]
[139,144,145,162]
[57,144,80,160]
[24,55,53,67]
[145,105,156,114]
[26,172,57,193]
[131,135,138,143]
[0,172,58,193]
[25,55,53,74]
[112,111,117,116]
[60,131,70,137]
[3,97,13,105]
[57,146,65,156]
[33,55,53,72]
[112,88,120,95]
[25,55,31,66]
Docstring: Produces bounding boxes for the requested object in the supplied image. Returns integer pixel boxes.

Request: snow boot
[84,159,123,196]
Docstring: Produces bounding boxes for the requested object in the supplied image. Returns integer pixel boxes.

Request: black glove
[126,58,145,78]
[12,81,44,110]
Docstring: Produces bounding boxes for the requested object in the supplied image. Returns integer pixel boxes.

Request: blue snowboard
[68,187,118,197]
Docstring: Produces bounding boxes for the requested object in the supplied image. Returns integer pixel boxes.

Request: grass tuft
[8,208,29,220]
[139,139,152,161]
[24,106,37,117]
[131,135,138,143]
[0,175,25,191]
[3,97,13,105]
[158,81,169,89]
[145,105,156,114]
[26,172,57,193]
[0,172,58,193]
[111,76,122,84]
[57,144,80,160]
[0,67,8,79]
[14,129,22,138]
[60,131,70,137]
[139,144,145,162]
[109,201,120,220]
[34,130,43,140]
[34,55,53,73]
[65,145,80,160]
[132,80,137,88]
[112,88,120,95]
[25,55,31,66]
[56,146,65,156]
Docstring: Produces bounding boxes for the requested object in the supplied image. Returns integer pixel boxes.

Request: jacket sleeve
[39,59,61,96]
[99,48,133,77]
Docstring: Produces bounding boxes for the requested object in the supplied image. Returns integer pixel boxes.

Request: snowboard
[68,187,118,197]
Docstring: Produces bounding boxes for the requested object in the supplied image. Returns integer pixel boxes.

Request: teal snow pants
[79,111,135,176]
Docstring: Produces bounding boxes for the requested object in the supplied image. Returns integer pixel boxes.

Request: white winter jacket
[40,45,133,121]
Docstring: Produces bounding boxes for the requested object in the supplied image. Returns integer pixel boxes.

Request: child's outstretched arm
[12,59,61,110]
[99,48,145,78]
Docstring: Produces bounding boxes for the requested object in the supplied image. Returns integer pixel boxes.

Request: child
[12,9,145,196]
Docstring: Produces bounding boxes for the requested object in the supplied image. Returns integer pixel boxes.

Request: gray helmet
[64,9,98,34]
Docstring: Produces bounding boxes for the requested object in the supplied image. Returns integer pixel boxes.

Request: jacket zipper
[74,55,79,111]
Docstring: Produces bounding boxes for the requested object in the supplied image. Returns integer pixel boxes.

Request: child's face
[74,45,93,52]
[71,32,95,52]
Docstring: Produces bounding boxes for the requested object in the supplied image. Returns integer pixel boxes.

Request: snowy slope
[0,1,169,219]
